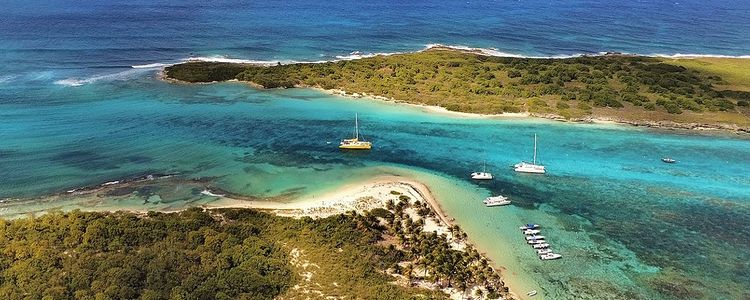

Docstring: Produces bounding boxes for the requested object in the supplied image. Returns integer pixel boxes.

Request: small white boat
[483,195,511,206]
[661,157,676,164]
[525,235,545,241]
[519,224,540,230]
[514,134,546,174]
[471,161,493,180]
[532,243,550,249]
[540,253,562,260]
[536,248,553,254]
[526,290,538,297]
[527,239,546,244]
[523,229,541,235]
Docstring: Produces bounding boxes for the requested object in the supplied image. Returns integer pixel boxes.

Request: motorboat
[527,239,546,244]
[536,248,553,254]
[532,243,550,249]
[526,290,538,297]
[661,157,676,163]
[525,235,545,241]
[484,195,511,207]
[540,253,562,260]
[523,229,541,235]
[519,224,540,230]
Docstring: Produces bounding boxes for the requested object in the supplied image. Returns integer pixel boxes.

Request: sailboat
[514,134,546,174]
[471,161,493,180]
[339,113,372,150]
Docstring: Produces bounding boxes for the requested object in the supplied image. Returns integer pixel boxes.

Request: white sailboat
[471,161,493,180]
[514,134,546,174]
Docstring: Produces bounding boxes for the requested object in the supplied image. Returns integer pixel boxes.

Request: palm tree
[386,199,395,211]
[474,287,484,299]
[402,264,415,287]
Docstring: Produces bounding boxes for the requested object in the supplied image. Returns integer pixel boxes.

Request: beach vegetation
[0,208,451,299]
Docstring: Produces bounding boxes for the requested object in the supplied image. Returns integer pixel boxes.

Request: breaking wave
[54,69,149,87]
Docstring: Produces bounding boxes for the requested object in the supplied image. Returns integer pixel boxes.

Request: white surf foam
[185,55,286,65]
[423,43,591,59]
[334,51,399,60]
[650,53,750,59]
[54,68,149,87]
[200,189,225,197]
[0,76,14,84]
[131,62,171,69]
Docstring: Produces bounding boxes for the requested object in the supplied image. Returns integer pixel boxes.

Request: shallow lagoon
[2,79,749,299]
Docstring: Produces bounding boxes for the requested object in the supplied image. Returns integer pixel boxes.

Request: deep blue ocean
[1,1,750,299]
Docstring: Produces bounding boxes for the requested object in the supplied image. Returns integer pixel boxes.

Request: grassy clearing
[662,57,750,92]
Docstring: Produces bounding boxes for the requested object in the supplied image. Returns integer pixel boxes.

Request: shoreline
[201,175,524,300]
[311,86,750,135]
[159,71,750,135]
[0,174,524,299]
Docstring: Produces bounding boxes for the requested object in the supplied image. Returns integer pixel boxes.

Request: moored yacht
[532,243,550,249]
[514,134,546,174]
[523,229,541,235]
[483,195,510,206]
[527,239,546,244]
[540,253,562,260]
[339,113,372,150]
[471,161,493,180]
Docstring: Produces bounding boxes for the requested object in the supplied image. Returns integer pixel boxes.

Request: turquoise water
[2,80,749,299]
[2,0,750,298]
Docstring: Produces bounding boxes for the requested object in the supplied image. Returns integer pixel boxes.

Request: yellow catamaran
[339,113,372,150]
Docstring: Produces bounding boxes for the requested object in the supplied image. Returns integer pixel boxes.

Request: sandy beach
[193,175,519,299]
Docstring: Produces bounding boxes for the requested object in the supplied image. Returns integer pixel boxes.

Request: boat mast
[355,113,359,139]
[533,134,537,165]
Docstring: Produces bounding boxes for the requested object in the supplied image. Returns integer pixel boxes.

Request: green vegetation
[164,48,750,126]
[0,208,452,300]
[663,57,750,92]
[382,197,508,298]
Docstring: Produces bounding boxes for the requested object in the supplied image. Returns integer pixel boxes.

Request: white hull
[523,229,541,235]
[527,239,546,244]
[520,224,540,230]
[540,253,562,260]
[484,195,510,206]
[515,134,546,174]
[471,172,493,180]
[514,162,546,174]
[525,235,545,241]
[532,243,550,249]
[485,201,511,207]
[536,249,553,254]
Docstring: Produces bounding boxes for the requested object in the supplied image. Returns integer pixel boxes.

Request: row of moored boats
[520,224,562,260]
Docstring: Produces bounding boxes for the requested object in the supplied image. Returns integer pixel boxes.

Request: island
[0,175,513,299]
[164,47,750,132]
